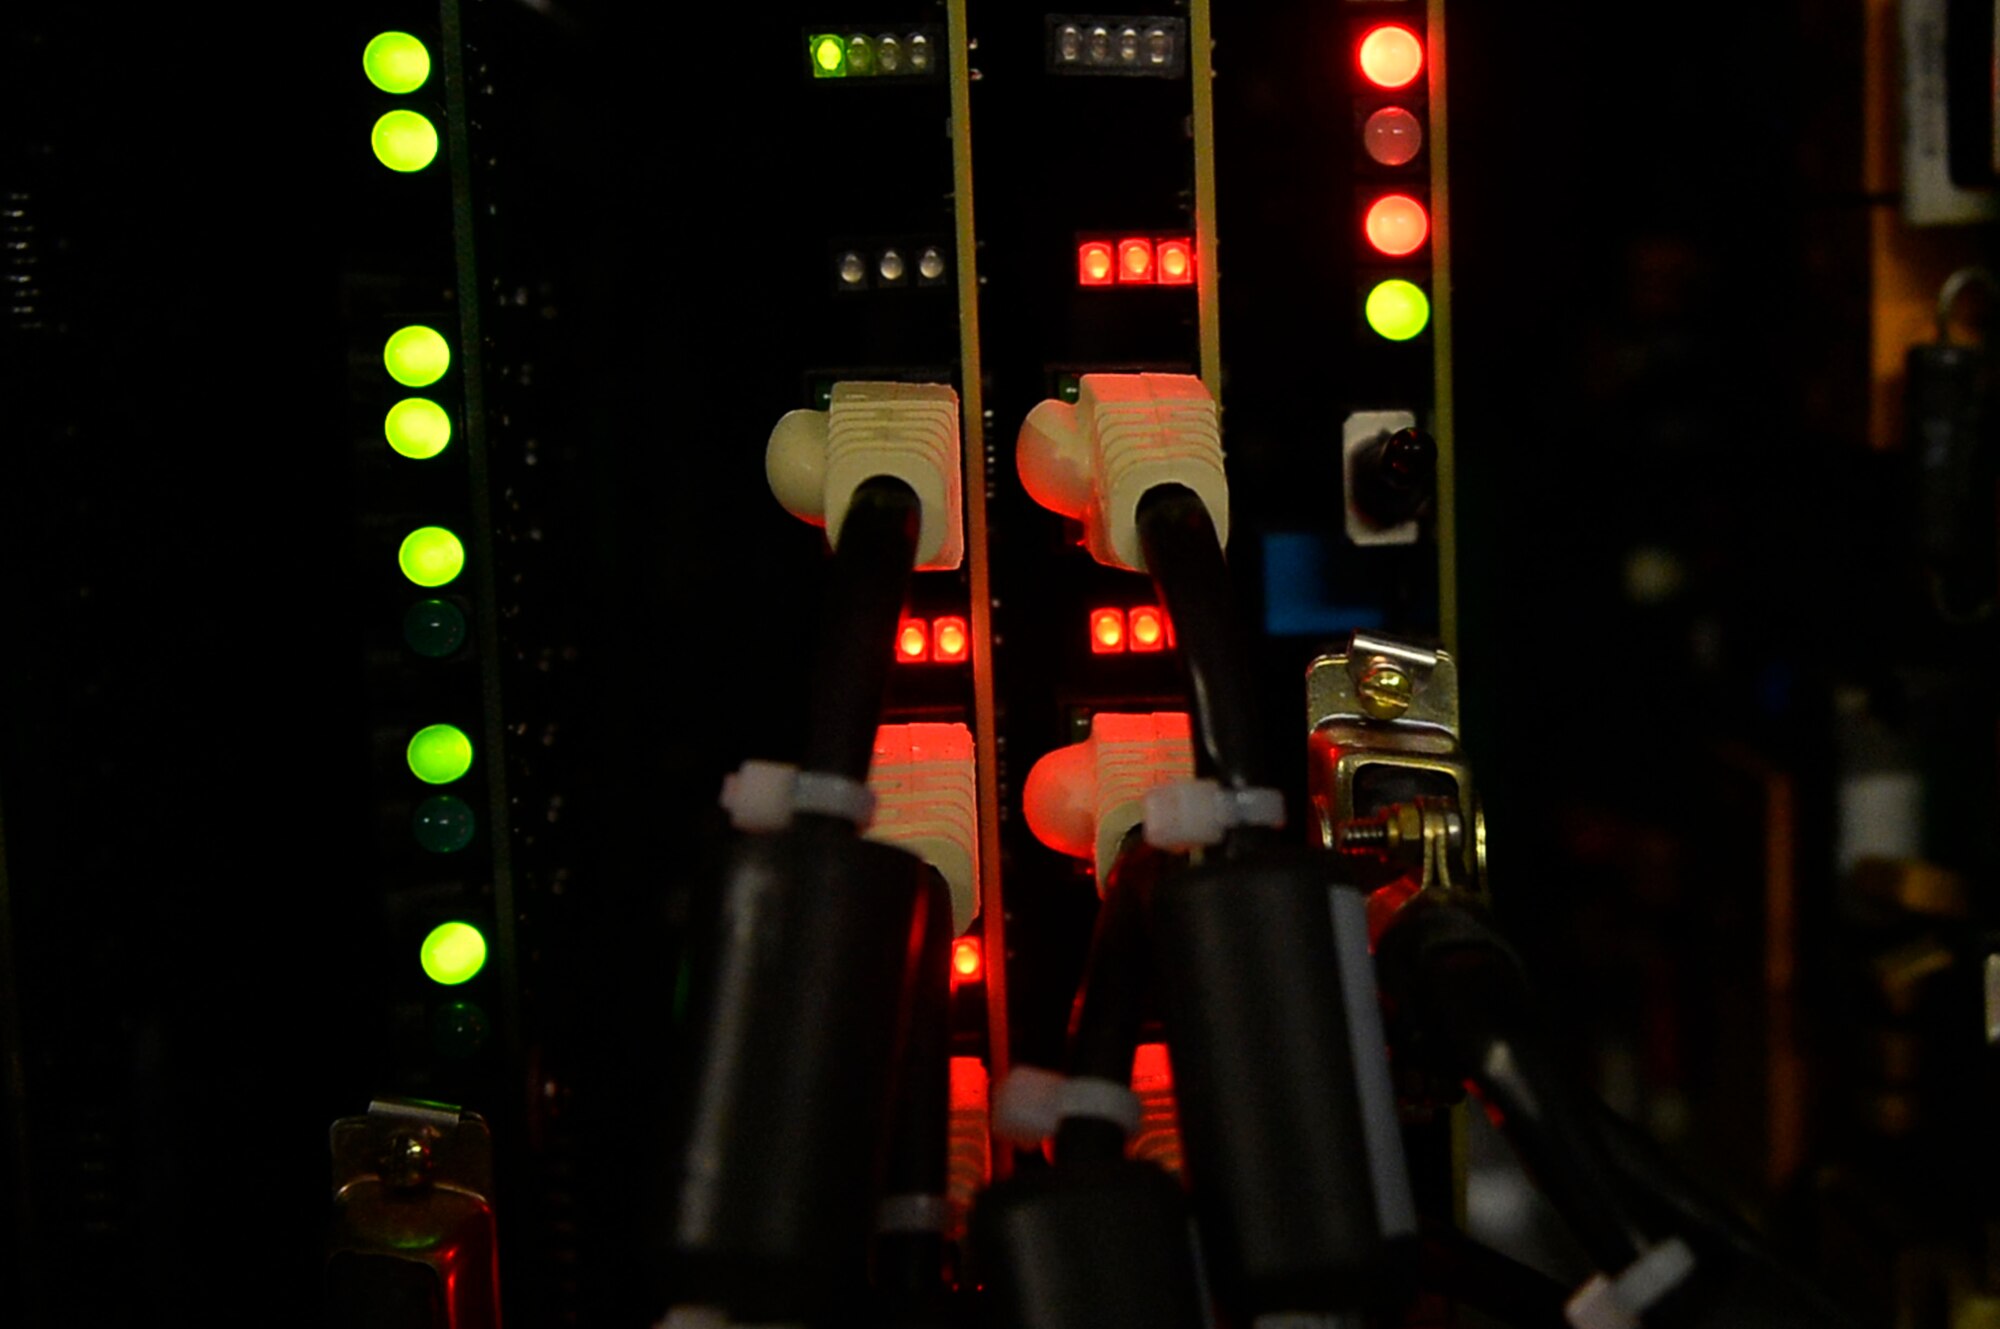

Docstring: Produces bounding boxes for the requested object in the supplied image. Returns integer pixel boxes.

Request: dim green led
[419,921,487,986]
[407,723,474,784]
[398,526,464,587]
[383,325,450,387]
[412,793,476,853]
[810,33,847,77]
[403,597,467,657]
[384,397,452,459]
[1364,279,1431,342]
[371,109,439,173]
[431,999,490,1056]
[844,34,876,76]
[363,32,432,94]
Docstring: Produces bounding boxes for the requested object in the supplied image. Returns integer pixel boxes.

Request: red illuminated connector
[1128,606,1167,652]
[1090,608,1127,653]
[931,615,970,663]
[1077,241,1115,286]
[1116,237,1155,283]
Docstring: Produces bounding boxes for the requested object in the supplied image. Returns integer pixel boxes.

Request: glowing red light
[1090,608,1126,653]
[896,619,929,662]
[1156,238,1194,285]
[1364,194,1429,257]
[932,616,969,663]
[1128,606,1166,652]
[1078,241,1114,286]
[951,938,983,983]
[1117,238,1155,284]
[1358,24,1423,90]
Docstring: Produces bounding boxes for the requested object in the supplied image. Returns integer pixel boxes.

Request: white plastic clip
[1142,778,1286,850]
[718,760,875,832]
[991,1066,1142,1147]
[1565,1239,1698,1329]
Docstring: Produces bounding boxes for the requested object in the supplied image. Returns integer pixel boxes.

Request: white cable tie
[874,1193,949,1234]
[719,762,874,832]
[1564,1239,1698,1329]
[1143,778,1286,850]
[791,771,876,826]
[992,1067,1143,1146]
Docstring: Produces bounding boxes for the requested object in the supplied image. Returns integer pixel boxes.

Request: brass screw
[1357,658,1414,719]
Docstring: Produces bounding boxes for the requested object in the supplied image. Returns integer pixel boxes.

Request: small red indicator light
[1364,194,1429,257]
[1128,606,1166,652]
[932,616,970,663]
[1156,239,1194,285]
[1117,238,1155,284]
[896,619,929,662]
[952,937,983,983]
[1358,24,1423,90]
[1078,241,1114,286]
[1090,608,1127,653]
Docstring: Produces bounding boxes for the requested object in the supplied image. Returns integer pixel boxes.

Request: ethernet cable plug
[865,722,979,934]
[1022,711,1195,889]
[766,381,964,571]
[1015,373,1227,572]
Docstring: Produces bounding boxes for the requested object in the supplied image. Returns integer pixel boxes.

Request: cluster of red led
[1089,605,1174,654]
[895,616,971,664]
[1356,24,1431,260]
[1076,236,1195,288]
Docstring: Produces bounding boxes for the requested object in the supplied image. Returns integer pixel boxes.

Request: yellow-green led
[407,723,474,784]
[420,921,487,986]
[383,325,450,387]
[810,33,847,77]
[1365,279,1431,342]
[363,32,432,93]
[398,525,465,587]
[385,397,452,459]
[371,109,439,173]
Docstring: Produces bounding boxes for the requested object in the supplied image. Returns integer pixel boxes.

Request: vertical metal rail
[440,0,521,1083]
[1427,0,1458,653]
[1191,0,1222,397]
[945,0,1010,1113]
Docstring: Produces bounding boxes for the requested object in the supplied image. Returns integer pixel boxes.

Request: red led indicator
[1078,241,1115,286]
[952,937,984,984]
[1364,194,1430,257]
[1358,24,1423,90]
[1128,606,1166,652]
[896,619,929,663]
[1117,238,1155,284]
[1090,608,1127,653]
[1156,239,1194,285]
[932,616,970,663]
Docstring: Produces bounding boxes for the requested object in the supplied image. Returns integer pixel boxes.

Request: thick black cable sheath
[1378,905,1652,1276]
[803,477,923,783]
[1135,484,1269,794]
[876,871,954,1300]
[1056,833,1161,1166]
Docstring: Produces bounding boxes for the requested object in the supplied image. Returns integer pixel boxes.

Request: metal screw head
[382,1132,435,1190]
[1357,658,1414,719]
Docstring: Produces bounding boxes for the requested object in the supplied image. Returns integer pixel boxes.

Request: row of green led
[364,32,443,172]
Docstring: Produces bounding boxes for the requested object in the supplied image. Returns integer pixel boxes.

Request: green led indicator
[363,32,432,94]
[420,921,487,986]
[1364,279,1431,342]
[412,793,476,853]
[383,325,450,387]
[371,109,439,173]
[407,723,474,784]
[432,999,490,1056]
[810,33,847,77]
[403,597,467,657]
[384,397,452,459]
[845,34,875,75]
[398,526,464,587]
